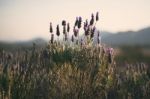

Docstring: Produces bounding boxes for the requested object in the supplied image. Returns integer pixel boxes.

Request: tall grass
[0,43,150,99]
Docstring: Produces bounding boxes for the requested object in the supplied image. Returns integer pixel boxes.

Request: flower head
[78,16,82,29]
[74,17,79,27]
[62,20,66,26]
[56,25,60,36]
[90,13,94,25]
[67,23,70,32]
[50,22,53,33]
[97,30,101,44]
[96,12,99,21]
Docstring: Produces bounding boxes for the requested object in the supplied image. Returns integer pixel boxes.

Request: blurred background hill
[101,27,150,46]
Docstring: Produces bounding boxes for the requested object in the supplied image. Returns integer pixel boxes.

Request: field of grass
[0,42,150,99]
[115,46,150,65]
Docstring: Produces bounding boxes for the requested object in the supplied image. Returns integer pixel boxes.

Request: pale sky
[0,0,150,41]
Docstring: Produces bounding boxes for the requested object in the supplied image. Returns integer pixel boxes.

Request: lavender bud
[67,23,70,32]
[97,31,100,44]
[78,17,82,29]
[50,22,53,33]
[56,25,60,36]
[96,12,99,21]
[62,20,66,26]
[74,17,79,27]
[90,13,94,25]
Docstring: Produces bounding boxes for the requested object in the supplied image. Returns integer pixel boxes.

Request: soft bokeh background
[0,0,150,41]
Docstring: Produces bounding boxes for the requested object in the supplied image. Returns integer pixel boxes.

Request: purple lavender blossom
[96,12,99,21]
[50,22,53,33]
[56,25,60,36]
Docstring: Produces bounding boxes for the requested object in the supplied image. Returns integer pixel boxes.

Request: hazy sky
[0,0,150,41]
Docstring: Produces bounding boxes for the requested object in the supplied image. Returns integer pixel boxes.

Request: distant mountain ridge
[101,27,150,46]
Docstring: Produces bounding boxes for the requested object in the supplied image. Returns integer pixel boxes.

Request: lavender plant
[0,12,149,99]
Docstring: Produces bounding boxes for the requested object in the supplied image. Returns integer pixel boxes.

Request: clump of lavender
[49,12,100,46]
